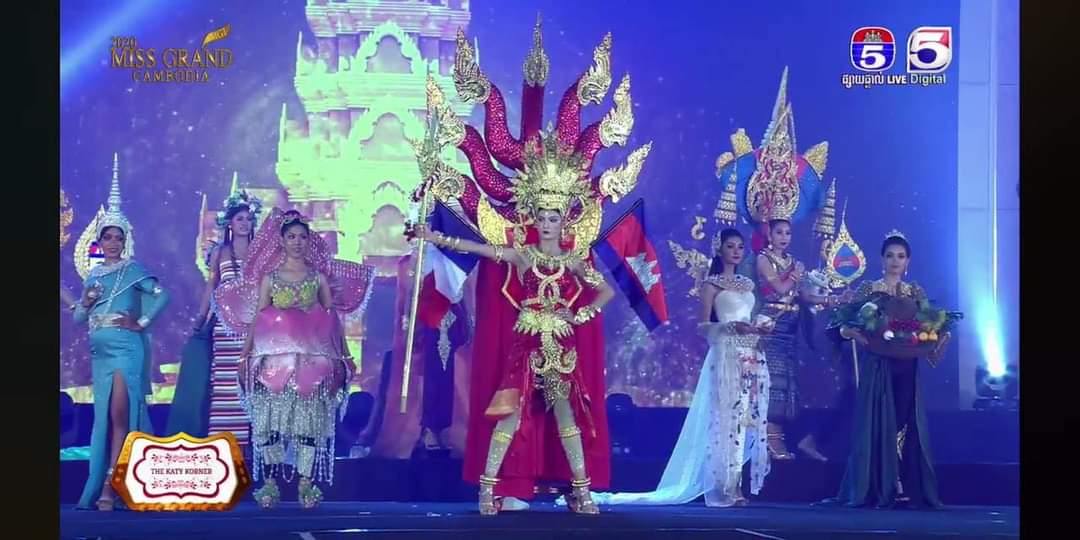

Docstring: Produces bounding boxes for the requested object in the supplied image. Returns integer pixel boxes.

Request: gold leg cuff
[559,426,582,439]
[570,477,592,489]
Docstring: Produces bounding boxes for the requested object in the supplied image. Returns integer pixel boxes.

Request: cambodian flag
[417,201,484,328]
[593,199,669,330]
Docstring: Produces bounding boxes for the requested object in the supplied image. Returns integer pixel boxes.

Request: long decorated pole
[400,74,451,414]
[401,181,433,413]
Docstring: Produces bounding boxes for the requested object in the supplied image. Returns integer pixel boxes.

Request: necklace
[523,245,575,270]
[761,249,792,272]
[708,273,753,292]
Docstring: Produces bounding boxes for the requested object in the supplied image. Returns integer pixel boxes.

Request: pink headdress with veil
[214,207,375,334]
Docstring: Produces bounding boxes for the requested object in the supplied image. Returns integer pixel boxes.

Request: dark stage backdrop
[61,0,959,409]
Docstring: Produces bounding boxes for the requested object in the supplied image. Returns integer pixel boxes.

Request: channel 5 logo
[907,27,952,73]
[850,27,896,72]
[851,26,953,74]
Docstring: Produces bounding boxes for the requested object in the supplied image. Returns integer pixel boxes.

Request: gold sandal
[767,428,796,460]
[567,478,599,515]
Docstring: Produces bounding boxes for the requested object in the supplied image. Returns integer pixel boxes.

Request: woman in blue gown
[73,214,169,511]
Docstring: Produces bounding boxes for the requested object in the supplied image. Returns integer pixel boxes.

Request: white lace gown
[591,274,771,507]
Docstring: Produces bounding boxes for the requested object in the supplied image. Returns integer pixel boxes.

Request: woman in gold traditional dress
[414,204,614,514]
[755,218,841,460]
[414,146,616,514]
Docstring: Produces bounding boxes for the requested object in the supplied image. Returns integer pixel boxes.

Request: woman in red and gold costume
[408,18,651,515]
[415,195,615,515]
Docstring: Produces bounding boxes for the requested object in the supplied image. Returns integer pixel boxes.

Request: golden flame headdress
[410,15,651,254]
[508,126,593,217]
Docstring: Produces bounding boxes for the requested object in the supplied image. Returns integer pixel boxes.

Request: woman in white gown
[587,228,772,507]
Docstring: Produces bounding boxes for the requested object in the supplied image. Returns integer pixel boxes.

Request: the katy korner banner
[111,432,250,511]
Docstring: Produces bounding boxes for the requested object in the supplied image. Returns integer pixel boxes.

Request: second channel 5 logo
[850,26,953,74]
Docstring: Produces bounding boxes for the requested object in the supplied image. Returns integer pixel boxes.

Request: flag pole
[402,72,450,413]
[401,184,432,413]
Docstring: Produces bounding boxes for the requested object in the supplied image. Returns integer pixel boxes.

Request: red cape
[461,257,611,499]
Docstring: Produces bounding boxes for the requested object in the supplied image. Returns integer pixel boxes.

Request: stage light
[974,363,1018,410]
[975,299,1007,378]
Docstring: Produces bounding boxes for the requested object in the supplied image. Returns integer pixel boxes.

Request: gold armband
[581,262,605,288]
[573,304,601,325]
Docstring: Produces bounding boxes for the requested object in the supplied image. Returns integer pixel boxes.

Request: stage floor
[60,501,1018,540]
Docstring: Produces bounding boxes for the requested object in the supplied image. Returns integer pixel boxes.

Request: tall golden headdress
[671,67,833,294]
[411,15,651,255]
[508,126,593,217]
[745,102,800,223]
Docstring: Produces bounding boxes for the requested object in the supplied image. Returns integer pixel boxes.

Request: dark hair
[768,218,791,231]
[280,218,310,237]
[881,235,911,257]
[708,228,745,276]
[97,226,125,241]
[224,204,250,222]
[222,204,252,246]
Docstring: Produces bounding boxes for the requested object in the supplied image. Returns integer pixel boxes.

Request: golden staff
[401,74,453,413]
[401,182,433,413]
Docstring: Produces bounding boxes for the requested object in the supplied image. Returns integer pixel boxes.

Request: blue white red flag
[417,202,484,328]
[594,199,669,330]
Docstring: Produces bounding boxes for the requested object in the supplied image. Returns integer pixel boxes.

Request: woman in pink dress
[216,208,373,509]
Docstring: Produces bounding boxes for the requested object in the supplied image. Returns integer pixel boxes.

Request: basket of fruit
[831,291,962,364]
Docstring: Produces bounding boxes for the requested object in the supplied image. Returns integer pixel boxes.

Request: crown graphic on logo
[864,30,884,43]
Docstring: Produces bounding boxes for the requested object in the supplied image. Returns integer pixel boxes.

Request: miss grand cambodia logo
[110,24,234,83]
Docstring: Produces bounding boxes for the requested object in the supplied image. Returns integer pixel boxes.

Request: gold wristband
[575,304,600,324]
[493,245,504,263]
[582,263,604,288]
